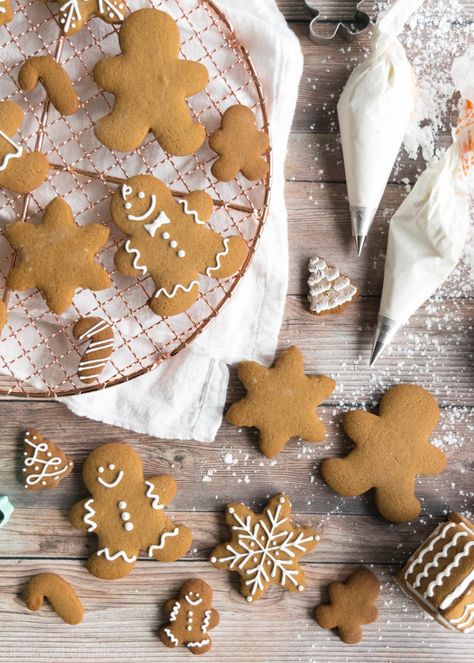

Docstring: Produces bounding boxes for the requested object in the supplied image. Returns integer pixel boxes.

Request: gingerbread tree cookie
[321,384,447,523]
[69,442,192,580]
[308,256,359,315]
[5,197,111,314]
[209,105,269,182]
[111,175,248,318]
[0,0,13,26]
[160,579,219,655]
[93,9,208,155]
[210,494,319,602]
[225,345,335,458]
[23,430,74,490]
[0,101,48,194]
[314,569,380,644]
[52,0,126,36]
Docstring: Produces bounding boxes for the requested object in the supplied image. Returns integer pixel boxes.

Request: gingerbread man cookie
[225,345,335,458]
[23,430,74,490]
[0,0,13,26]
[111,175,248,318]
[314,569,380,644]
[5,197,111,314]
[0,101,48,194]
[52,0,126,36]
[209,105,270,182]
[19,56,79,116]
[160,579,219,655]
[93,9,208,155]
[25,573,84,625]
[69,442,192,580]
[321,384,447,523]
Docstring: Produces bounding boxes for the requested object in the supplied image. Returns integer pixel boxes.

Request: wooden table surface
[1,1,473,661]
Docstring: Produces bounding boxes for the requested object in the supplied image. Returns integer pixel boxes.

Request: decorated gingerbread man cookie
[93,9,208,155]
[69,442,192,580]
[111,175,249,317]
[160,579,219,655]
[52,0,126,36]
[0,0,13,26]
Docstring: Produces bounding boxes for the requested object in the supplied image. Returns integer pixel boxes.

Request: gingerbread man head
[82,442,141,497]
[178,579,213,609]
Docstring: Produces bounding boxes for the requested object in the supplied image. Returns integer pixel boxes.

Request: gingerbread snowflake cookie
[314,569,380,644]
[225,345,335,458]
[209,105,269,182]
[111,175,248,317]
[396,512,474,633]
[94,9,208,155]
[321,384,447,523]
[308,256,359,315]
[23,430,73,490]
[160,579,219,655]
[52,0,126,36]
[0,0,13,26]
[69,442,192,580]
[210,494,319,602]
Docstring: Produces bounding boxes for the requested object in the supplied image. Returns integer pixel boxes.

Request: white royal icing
[449,602,474,632]
[169,601,181,622]
[97,547,137,563]
[127,194,157,222]
[145,480,164,510]
[163,628,179,646]
[125,239,147,275]
[187,639,210,649]
[206,237,230,277]
[148,527,180,557]
[144,211,170,238]
[404,522,456,580]
[177,198,206,225]
[97,469,124,489]
[185,595,202,606]
[424,541,474,599]
[413,531,469,589]
[97,0,124,21]
[83,498,97,532]
[201,609,211,633]
[439,569,474,611]
[154,279,199,301]
[307,256,357,314]
[58,0,81,33]
[0,130,23,172]
[0,0,6,15]
[23,433,72,487]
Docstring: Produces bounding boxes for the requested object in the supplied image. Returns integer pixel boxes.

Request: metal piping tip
[369,315,402,367]
[369,340,385,367]
[355,235,366,257]
[350,206,377,257]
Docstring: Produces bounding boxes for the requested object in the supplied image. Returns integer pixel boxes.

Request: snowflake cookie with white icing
[23,431,73,490]
[159,579,219,655]
[111,174,249,318]
[307,256,358,316]
[52,0,126,36]
[69,442,192,580]
[210,494,320,602]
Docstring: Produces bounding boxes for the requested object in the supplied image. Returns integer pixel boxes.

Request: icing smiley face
[114,177,173,237]
[97,463,124,488]
[81,442,138,494]
[185,591,202,606]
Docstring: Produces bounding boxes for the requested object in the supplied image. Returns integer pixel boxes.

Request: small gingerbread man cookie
[209,105,270,182]
[314,569,380,644]
[0,0,13,26]
[69,442,192,580]
[160,579,219,655]
[52,0,126,36]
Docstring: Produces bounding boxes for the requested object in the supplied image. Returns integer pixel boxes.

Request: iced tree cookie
[69,442,192,580]
[0,0,12,26]
[159,579,219,655]
[73,317,115,384]
[210,494,319,602]
[0,101,48,194]
[308,256,359,316]
[225,345,335,458]
[209,105,269,182]
[111,175,248,317]
[321,384,447,523]
[25,573,84,625]
[19,56,79,116]
[23,430,74,490]
[52,0,126,36]
[5,197,111,314]
[396,513,474,633]
[314,569,380,644]
[93,9,208,155]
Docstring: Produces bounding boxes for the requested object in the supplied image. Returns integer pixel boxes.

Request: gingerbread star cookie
[0,0,13,26]
[210,493,319,602]
[209,105,269,182]
[225,345,335,458]
[23,430,74,490]
[308,256,359,315]
[52,0,126,36]
[93,9,208,155]
[321,384,447,523]
[314,569,380,644]
[5,197,111,314]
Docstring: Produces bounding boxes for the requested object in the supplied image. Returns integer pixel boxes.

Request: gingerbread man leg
[87,550,138,580]
[321,455,373,497]
[95,109,149,153]
[187,639,213,656]
[151,114,205,158]
[206,235,248,280]
[148,282,200,318]
[149,521,192,562]
[375,479,420,523]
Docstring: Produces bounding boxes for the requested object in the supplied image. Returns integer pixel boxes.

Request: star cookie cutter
[305,1,372,45]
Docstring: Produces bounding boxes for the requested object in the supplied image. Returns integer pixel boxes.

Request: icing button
[170,240,177,249]
[124,522,134,531]
[177,250,185,258]
[121,512,131,521]
[162,232,170,240]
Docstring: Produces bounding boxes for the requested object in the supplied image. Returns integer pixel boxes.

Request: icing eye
[125,202,132,210]
[108,464,115,470]
[98,466,104,473]
[195,593,200,598]
[138,191,145,199]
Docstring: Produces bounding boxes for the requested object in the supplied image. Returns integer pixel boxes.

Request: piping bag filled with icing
[337,0,426,255]
[370,50,474,365]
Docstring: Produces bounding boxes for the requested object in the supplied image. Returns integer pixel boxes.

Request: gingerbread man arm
[149,521,192,562]
[321,453,374,497]
[114,244,144,277]
[343,410,380,446]
[163,599,178,617]
[69,499,92,531]
[417,443,447,476]
[146,475,177,507]
[175,59,209,98]
[93,57,125,95]
[375,479,421,523]
[207,607,220,629]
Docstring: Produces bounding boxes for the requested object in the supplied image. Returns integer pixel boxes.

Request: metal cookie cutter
[0,496,14,529]
[305,0,372,45]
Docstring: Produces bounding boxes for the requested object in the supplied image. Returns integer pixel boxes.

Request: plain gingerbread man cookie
[321,384,447,523]
[160,579,219,655]
[93,8,208,155]
[69,442,192,580]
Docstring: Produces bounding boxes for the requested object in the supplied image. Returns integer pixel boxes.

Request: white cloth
[63,0,303,441]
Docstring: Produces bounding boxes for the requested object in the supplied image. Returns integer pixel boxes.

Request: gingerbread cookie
[308,256,359,316]
[111,175,248,317]
[314,569,380,644]
[210,494,319,602]
[73,317,115,384]
[0,300,6,335]
[396,513,474,633]
[69,442,192,580]
[209,105,269,182]
[225,345,335,458]
[0,0,13,26]
[93,9,208,155]
[160,579,219,655]
[321,384,447,523]
[19,56,79,116]
[52,0,126,35]
[5,197,111,314]
[0,101,48,194]
[25,573,84,625]
[22,430,73,490]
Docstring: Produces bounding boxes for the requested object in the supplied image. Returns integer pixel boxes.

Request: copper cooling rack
[0,0,271,397]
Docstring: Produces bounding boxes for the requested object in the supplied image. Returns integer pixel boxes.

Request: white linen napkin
[61,0,303,441]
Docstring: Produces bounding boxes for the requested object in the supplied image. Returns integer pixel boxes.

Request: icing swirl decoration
[22,431,74,490]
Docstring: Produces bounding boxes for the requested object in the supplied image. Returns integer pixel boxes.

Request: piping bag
[337,0,426,255]
[370,50,474,366]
